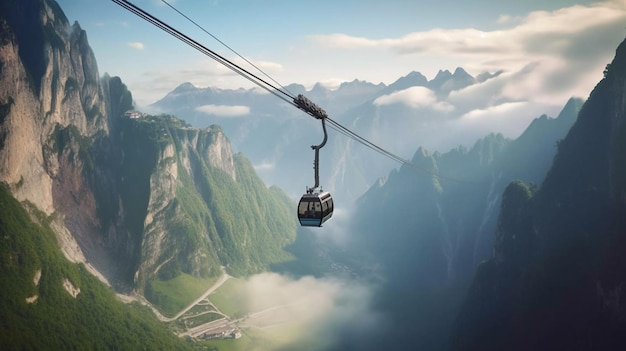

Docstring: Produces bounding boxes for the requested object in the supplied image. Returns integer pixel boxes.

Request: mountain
[449,37,626,350]
[426,67,476,95]
[383,70,428,92]
[331,97,582,351]
[0,0,298,343]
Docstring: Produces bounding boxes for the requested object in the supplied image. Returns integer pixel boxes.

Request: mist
[235,272,380,351]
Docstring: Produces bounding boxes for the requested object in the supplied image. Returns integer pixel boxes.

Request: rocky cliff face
[449,37,626,351]
[0,0,111,278]
[0,0,296,293]
[131,121,241,287]
[0,1,107,207]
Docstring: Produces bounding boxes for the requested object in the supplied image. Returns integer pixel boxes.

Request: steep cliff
[120,116,297,291]
[0,0,119,287]
[450,37,626,351]
[0,0,105,215]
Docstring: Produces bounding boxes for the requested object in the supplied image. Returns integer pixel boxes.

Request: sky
[55,0,626,107]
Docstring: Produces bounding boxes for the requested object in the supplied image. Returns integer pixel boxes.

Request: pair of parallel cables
[112,0,464,183]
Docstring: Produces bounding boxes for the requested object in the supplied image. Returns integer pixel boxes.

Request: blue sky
[56,0,626,107]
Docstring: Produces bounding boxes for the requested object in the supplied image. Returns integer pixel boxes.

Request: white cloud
[374,86,454,112]
[317,78,346,91]
[309,0,626,105]
[195,104,250,117]
[238,272,378,350]
[253,162,275,171]
[311,1,625,60]
[127,42,145,50]
[497,14,512,24]
[461,101,528,121]
[452,101,554,142]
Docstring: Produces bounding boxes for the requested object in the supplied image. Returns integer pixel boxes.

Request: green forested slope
[0,185,192,350]
[121,116,298,279]
[118,116,297,314]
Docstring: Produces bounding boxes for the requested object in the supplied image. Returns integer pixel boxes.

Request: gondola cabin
[298,192,333,227]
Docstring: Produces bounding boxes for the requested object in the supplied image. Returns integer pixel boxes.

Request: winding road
[116,268,231,323]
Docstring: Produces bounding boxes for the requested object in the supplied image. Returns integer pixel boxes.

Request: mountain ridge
[449,36,626,351]
[340,95,582,351]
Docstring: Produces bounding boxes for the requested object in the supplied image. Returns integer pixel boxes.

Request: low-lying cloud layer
[196,104,250,117]
[374,86,454,112]
[236,272,378,351]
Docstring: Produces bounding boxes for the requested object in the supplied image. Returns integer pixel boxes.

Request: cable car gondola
[294,94,334,227]
[298,191,333,227]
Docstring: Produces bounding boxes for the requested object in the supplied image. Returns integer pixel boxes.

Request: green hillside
[117,115,297,313]
[0,184,192,350]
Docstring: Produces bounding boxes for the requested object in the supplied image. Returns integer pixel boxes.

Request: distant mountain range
[150,66,517,204]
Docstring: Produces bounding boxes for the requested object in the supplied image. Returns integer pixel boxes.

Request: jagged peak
[384,71,428,93]
[452,67,473,80]
[339,78,376,88]
[411,146,432,162]
[432,69,452,81]
[171,82,197,94]
[396,71,427,84]
[406,70,427,79]
[71,20,82,32]
[556,97,584,122]
[311,82,328,93]
[285,83,306,92]
[70,20,89,46]
[207,124,224,134]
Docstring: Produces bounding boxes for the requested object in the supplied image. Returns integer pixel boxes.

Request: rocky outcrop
[0,0,106,216]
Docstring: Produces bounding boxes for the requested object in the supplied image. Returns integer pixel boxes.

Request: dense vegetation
[115,115,297,313]
[0,184,193,350]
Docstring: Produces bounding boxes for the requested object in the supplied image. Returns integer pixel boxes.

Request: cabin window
[299,200,321,217]
[298,201,309,215]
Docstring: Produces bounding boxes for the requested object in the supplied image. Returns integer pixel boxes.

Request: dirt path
[164,271,231,321]
[116,268,231,322]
